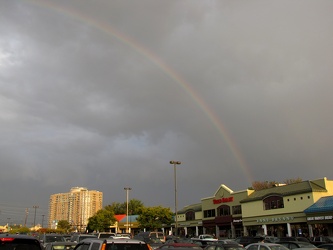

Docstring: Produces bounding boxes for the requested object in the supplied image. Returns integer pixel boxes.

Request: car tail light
[147,243,153,250]
[101,242,106,250]
[0,238,15,242]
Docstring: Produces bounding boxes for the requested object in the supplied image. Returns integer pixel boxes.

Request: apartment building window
[204,209,216,218]
[232,205,242,215]
[263,195,284,210]
[217,205,230,216]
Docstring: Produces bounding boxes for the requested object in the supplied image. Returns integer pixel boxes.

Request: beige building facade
[176,177,333,238]
[201,184,254,238]
[241,177,333,238]
[48,187,103,231]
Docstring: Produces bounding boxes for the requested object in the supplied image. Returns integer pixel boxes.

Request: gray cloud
[1,0,333,226]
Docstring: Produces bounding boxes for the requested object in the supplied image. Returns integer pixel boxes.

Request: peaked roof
[240,180,327,203]
[114,214,126,221]
[119,215,139,223]
[178,203,202,213]
[304,196,333,213]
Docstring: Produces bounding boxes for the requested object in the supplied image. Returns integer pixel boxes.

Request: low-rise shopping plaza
[170,177,333,238]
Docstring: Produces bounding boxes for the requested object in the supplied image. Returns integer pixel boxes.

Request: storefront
[240,178,333,237]
[177,203,203,237]
[201,184,253,238]
[304,195,333,237]
[242,212,308,237]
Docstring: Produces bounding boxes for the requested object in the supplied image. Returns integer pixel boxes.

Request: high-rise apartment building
[48,187,103,231]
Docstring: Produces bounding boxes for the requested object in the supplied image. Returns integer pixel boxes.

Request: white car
[246,243,290,250]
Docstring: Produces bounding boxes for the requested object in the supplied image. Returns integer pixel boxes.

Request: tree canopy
[57,220,71,232]
[105,199,144,215]
[251,178,303,191]
[136,206,173,231]
[87,208,116,232]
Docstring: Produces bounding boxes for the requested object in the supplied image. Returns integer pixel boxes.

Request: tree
[251,178,303,191]
[57,220,71,232]
[87,208,116,232]
[251,181,278,191]
[105,202,126,214]
[137,206,173,231]
[284,178,302,184]
[105,199,144,215]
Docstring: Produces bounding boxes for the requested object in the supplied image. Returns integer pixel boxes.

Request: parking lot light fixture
[124,187,132,233]
[170,160,181,236]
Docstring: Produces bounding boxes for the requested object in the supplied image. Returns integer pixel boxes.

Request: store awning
[304,196,333,213]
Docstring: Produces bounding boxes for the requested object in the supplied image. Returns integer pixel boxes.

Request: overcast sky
[1,0,333,227]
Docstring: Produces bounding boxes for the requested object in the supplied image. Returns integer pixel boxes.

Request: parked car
[264,237,280,243]
[317,243,333,250]
[73,238,150,250]
[216,240,242,246]
[44,241,77,250]
[156,243,202,250]
[145,238,164,250]
[204,243,246,250]
[245,243,290,250]
[70,234,97,243]
[135,231,166,243]
[278,241,317,249]
[39,234,66,248]
[0,234,44,250]
[279,238,310,243]
[310,237,333,246]
[95,232,116,239]
[191,239,219,248]
[234,237,263,247]
[110,234,131,239]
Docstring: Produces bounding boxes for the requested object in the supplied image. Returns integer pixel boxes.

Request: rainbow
[24,0,254,183]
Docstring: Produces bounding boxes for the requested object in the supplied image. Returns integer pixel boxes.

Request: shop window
[263,195,284,210]
[185,210,195,221]
[232,205,242,215]
[217,205,230,216]
[203,209,216,218]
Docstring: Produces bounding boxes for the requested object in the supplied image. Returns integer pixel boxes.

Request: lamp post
[33,205,39,227]
[170,161,181,236]
[124,187,132,233]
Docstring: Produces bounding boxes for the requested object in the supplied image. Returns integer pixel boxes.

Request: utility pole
[24,208,29,227]
[42,215,45,228]
[33,205,39,227]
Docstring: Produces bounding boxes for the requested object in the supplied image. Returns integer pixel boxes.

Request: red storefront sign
[213,196,234,204]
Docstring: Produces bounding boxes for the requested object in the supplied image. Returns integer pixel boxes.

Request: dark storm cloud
[1,0,333,225]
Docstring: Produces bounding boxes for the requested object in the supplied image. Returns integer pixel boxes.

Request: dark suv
[0,234,43,250]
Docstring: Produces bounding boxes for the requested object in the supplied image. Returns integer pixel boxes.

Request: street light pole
[33,205,39,228]
[170,161,181,236]
[124,187,132,233]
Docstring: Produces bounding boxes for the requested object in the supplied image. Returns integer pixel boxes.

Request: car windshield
[45,236,65,242]
[52,246,76,250]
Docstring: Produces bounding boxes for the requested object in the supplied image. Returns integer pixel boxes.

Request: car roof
[247,243,283,246]
[46,242,77,246]
[0,234,38,240]
[163,243,200,247]
[81,238,146,244]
